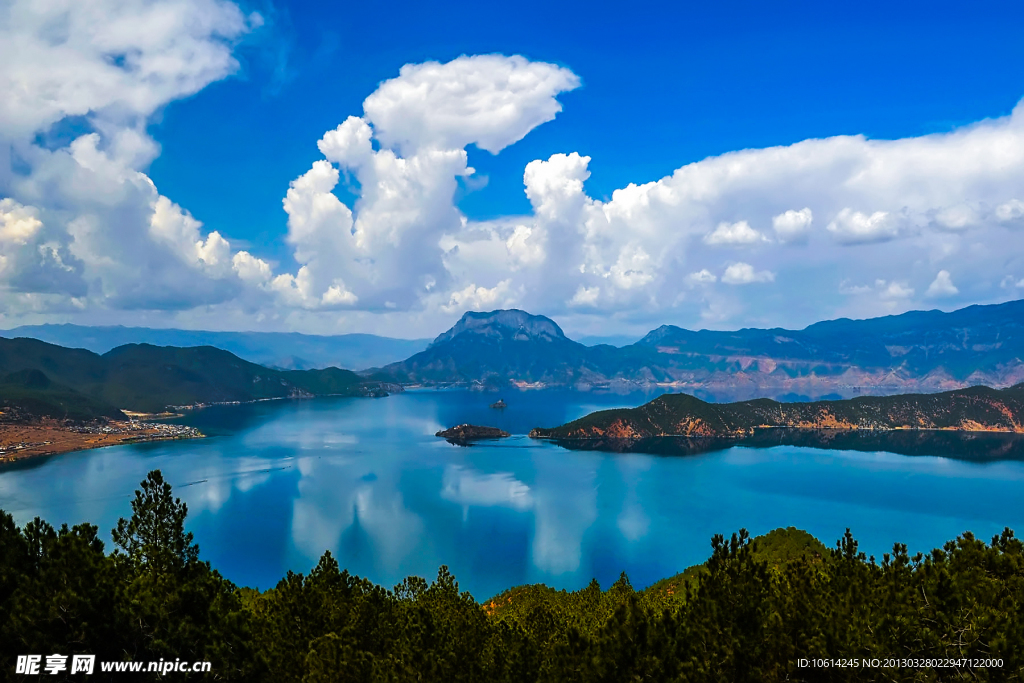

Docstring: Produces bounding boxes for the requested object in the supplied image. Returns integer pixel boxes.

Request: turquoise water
[1,390,1022,599]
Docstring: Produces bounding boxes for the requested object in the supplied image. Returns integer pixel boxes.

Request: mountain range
[0,325,431,371]
[0,324,636,372]
[0,338,392,417]
[371,301,1024,396]
[3,299,1023,419]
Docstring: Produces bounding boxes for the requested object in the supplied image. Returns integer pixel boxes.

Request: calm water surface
[1,390,1022,599]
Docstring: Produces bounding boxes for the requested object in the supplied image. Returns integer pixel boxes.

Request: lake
[1,389,1022,600]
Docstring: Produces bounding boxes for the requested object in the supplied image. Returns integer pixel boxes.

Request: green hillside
[0,338,388,415]
[0,369,126,422]
[3,324,430,370]
[644,527,829,601]
[531,384,1024,439]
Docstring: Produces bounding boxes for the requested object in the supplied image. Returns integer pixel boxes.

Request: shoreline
[0,421,204,464]
[529,424,1024,441]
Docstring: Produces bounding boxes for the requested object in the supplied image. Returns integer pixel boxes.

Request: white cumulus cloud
[704,220,768,246]
[443,279,516,313]
[0,0,264,316]
[721,262,775,285]
[826,209,903,244]
[772,208,813,244]
[996,199,1024,224]
[6,21,1024,336]
[0,199,42,245]
[686,269,718,285]
[926,270,959,298]
[362,55,580,155]
[569,285,600,307]
[878,280,914,299]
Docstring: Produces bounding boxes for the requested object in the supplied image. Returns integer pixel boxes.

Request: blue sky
[152,0,1024,265]
[1,0,1024,337]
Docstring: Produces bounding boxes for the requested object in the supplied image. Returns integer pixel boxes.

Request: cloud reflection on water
[3,393,1024,599]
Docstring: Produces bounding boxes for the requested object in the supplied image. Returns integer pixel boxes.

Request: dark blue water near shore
[1,390,1022,599]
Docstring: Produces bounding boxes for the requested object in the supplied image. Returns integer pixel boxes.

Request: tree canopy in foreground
[0,470,1021,681]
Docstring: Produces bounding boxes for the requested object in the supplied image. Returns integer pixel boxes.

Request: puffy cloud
[505,225,546,269]
[839,278,915,305]
[0,0,256,139]
[826,209,903,244]
[0,199,42,245]
[362,55,580,155]
[443,279,516,313]
[569,285,600,307]
[878,280,914,300]
[772,208,813,243]
[926,270,959,298]
[608,246,655,289]
[5,17,1024,336]
[232,251,273,283]
[721,262,775,285]
[996,199,1024,224]
[318,117,374,168]
[704,220,768,246]
[322,282,359,306]
[0,0,265,316]
[686,269,717,285]
[524,152,592,223]
[931,205,978,231]
[275,55,581,315]
[150,196,231,276]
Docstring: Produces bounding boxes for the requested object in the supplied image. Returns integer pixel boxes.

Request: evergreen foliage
[0,472,1021,681]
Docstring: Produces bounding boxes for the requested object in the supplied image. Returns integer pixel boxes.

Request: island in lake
[529,384,1024,440]
[435,424,511,441]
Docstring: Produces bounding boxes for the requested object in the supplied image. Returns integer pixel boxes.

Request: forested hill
[0,369,126,422]
[371,300,1024,393]
[0,337,393,415]
[529,384,1024,439]
[3,324,429,371]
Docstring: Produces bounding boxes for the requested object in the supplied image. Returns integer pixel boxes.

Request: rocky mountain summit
[428,309,567,346]
[372,310,598,387]
[370,300,1024,395]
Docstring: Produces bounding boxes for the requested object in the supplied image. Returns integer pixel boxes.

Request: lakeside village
[66,420,202,440]
[0,419,203,461]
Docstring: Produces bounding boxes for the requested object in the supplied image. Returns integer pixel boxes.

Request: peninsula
[0,418,203,463]
[529,384,1024,440]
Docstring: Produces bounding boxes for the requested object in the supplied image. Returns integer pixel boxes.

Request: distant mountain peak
[430,309,567,347]
[638,324,683,345]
